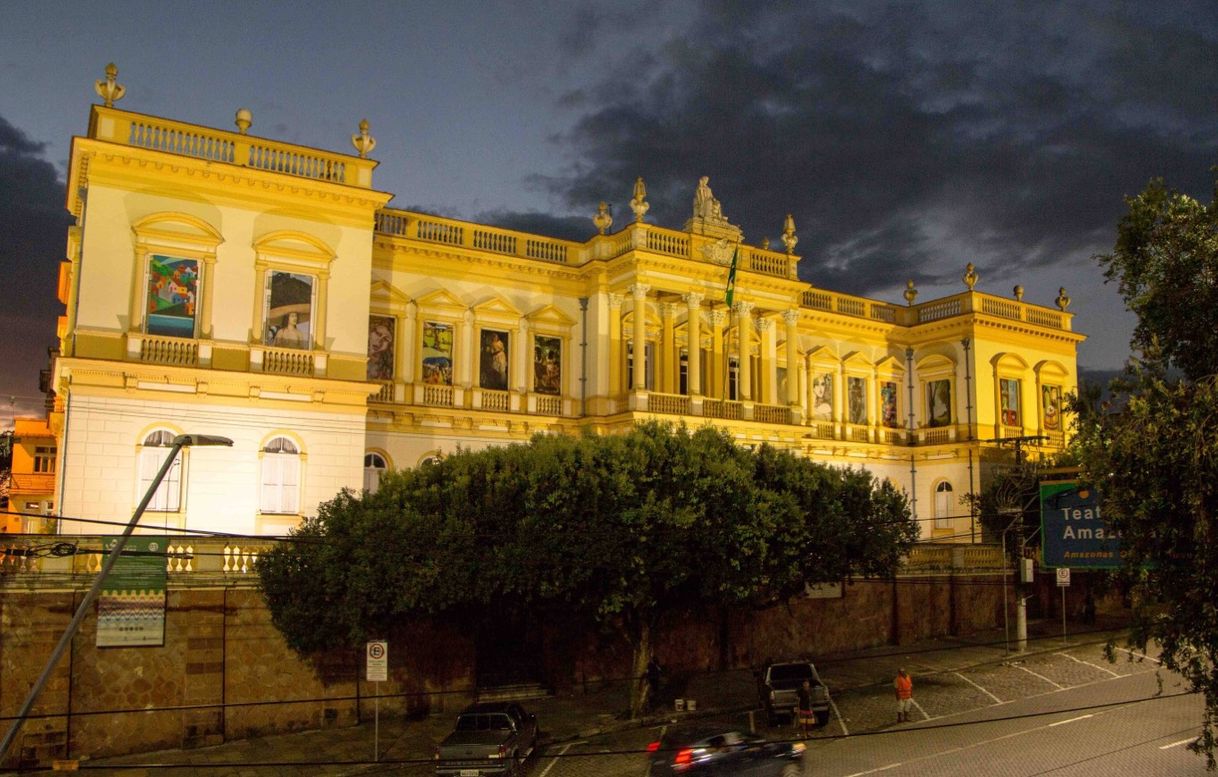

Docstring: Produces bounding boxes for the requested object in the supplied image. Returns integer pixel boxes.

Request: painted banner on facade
[146,255,198,338]
[367,315,396,380]
[534,335,561,395]
[480,329,510,390]
[1040,481,1120,568]
[97,536,168,647]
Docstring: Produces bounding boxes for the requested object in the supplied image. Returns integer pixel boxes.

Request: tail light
[674,747,692,765]
[491,744,507,759]
[647,741,661,752]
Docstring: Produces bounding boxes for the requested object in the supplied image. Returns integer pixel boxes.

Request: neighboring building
[2,418,57,533]
[48,69,1083,538]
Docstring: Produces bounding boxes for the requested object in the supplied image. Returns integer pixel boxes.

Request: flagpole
[720,243,740,404]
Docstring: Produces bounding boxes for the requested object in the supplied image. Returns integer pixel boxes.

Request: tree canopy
[1073,169,1218,767]
[259,422,916,716]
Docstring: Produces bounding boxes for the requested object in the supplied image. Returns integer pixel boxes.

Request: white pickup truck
[757,661,831,727]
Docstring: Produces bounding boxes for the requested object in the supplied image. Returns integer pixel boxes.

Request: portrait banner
[927,379,951,427]
[421,321,454,385]
[480,329,510,390]
[534,335,561,395]
[367,316,396,381]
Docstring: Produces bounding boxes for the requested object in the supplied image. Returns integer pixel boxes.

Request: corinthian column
[736,301,754,401]
[684,292,703,395]
[784,309,800,406]
[629,284,650,391]
[659,301,677,393]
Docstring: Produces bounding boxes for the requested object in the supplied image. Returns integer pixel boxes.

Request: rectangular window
[139,450,181,512]
[1000,378,1021,426]
[626,342,655,391]
[728,357,739,400]
[33,446,56,474]
[534,335,561,395]
[367,316,396,381]
[811,373,833,421]
[145,254,199,338]
[421,321,454,385]
[776,367,787,402]
[479,329,510,390]
[926,380,952,427]
[880,381,899,427]
[260,455,300,514]
[847,377,867,424]
[1042,385,1062,432]
[264,270,314,349]
[679,349,689,395]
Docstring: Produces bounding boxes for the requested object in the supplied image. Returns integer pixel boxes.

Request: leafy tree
[1071,169,1218,767]
[259,422,916,718]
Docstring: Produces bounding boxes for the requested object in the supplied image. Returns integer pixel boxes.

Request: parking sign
[366,640,388,682]
[1056,567,1071,587]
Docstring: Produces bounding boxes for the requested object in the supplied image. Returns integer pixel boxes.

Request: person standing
[894,668,914,723]
[796,679,815,738]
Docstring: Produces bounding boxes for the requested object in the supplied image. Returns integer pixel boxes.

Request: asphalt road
[528,638,1208,777]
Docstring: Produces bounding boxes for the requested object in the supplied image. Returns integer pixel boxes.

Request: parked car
[434,701,539,776]
[757,661,831,727]
[647,725,804,776]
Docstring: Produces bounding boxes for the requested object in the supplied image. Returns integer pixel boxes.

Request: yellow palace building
[47,68,1082,538]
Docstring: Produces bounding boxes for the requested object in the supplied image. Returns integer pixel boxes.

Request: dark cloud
[0,115,73,401]
[477,210,594,243]
[539,3,1218,297]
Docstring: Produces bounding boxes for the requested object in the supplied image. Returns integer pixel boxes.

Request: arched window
[139,430,182,512]
[260,437,300,514]
[364,452,388,493]
[934,481,954,530]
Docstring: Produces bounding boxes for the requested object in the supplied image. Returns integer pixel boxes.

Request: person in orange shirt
[895,668,914,723]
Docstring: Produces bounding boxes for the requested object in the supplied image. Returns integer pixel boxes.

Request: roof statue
[630,177,650,223]
[94,63,126,107]
[684,176,742,241]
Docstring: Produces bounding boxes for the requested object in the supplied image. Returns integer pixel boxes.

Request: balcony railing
[90,106,374,188]
[1,536,271,584]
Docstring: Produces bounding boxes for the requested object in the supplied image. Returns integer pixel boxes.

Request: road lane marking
[912,698,930,720]
[1048,714,1094,727]
[1056,651,1120,677]
[1159,737,1195,750]
[955,671,1004,704]
[844,763,902,776]
[830,697,850,736]
[538,741,575,777]
[1014,664,1064,689]
[1115,646,1161,664]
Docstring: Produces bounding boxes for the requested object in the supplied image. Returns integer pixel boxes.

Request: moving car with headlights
[434,701,538,776]
[646,725,804,776]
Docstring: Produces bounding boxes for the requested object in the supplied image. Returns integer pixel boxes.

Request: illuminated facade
[48,72,1083,538]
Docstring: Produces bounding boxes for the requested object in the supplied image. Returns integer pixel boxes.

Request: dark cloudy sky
[2,1,1216,425]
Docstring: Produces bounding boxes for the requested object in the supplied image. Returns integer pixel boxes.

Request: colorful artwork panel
[421,321,454,385]
[480,329,511,390]
[1042,385,1062,431]
[847,376,867,425]
[146,255,198,338]
[927,379,952,427]
[97,536,167,648]
[880,381,899,427]
[264,270,314,348]
[534,335,561,395]
[1000,378,1021,426]
[367,316,396,381]
[811,373,834,421]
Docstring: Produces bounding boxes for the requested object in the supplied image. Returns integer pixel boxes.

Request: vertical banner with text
[97,536,168,647]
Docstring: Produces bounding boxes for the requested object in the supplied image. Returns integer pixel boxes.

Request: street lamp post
[1000,508,1022,654]
[0,434,232,766]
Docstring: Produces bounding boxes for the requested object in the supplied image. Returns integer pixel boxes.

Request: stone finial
[629,177,649,223]
[903,279,918,306]
[351,119,376,158]
[781,213,798,255]
[1056,287,1071,311]
[94,62,126,108]
[963,262,979,290]
[1013,284,1024,302]
[593,201,613,235]
[234,108,253,135]
[761,237,771,250]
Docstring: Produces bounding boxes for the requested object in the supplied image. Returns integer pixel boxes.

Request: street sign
[1056,567,1071,587]
[366,640,388,682]
[1040,481,1120,568]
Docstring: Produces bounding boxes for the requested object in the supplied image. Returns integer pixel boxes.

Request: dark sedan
[647,725,804,776]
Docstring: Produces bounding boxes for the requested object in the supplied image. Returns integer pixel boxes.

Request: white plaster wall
[58,393,366,536]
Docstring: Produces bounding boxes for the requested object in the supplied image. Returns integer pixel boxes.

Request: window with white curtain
[363,452,387,493]
[138,430,181,512]
[934,481,954,530]
[260,437,300,514]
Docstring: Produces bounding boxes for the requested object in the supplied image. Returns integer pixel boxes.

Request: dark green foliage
[258,421,915,716]
[1073,168,1218,767]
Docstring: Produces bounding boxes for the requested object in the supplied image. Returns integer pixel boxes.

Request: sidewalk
[26,617,1133,775]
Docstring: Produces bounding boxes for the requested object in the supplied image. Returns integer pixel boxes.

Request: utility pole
[986,435,1046,653]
